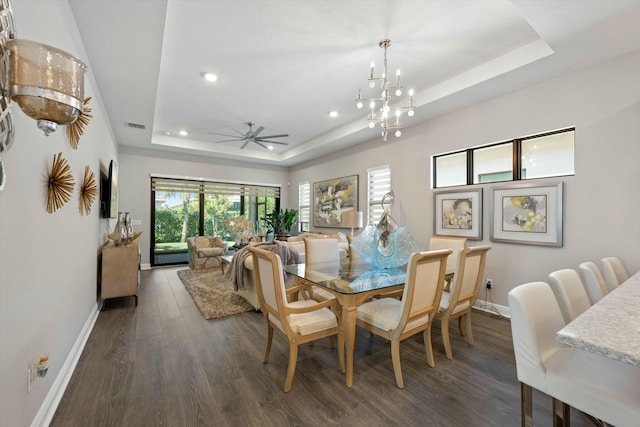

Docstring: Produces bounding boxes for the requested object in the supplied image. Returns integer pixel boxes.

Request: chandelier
[355,39,415,141]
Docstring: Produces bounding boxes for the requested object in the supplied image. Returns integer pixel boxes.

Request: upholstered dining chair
[248,246,345,392]
[600,256,629,292]
[508,281,640,427]
[429,236,467,273]
[356,249,451,388]
[578,262,608,305]
[548,269,591,323]
[435,245,491,360]
[303,237,340,301]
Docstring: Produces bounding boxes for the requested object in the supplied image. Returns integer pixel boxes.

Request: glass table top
[283,259,407,295]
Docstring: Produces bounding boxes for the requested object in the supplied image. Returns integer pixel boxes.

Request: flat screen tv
[101,160,118,219]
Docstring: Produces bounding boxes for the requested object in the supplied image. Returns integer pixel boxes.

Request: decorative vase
[112,212,127,245]
[124,212,133,241]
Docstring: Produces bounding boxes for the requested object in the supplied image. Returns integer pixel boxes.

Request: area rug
[177,269,254,320]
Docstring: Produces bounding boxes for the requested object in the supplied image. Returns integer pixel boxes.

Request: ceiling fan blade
[250,126,265,138]
[207,132,241,138]
[214,138,245,143]
[240,139,252,149]
[256,140,288,145]
[253,140,269,150]
[257,134,289,139]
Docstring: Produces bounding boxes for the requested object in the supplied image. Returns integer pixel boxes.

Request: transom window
[433,128,574,188]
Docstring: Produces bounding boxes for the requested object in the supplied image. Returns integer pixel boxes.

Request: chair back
[508,281,566,393]
[578,262,608,304]
[397,249,451,335]
[304,237,340,264]
[248,246,288,329]
[347,235,361,261]
[445,245,491,312]
[601,257,629,292]
[548,269,591,323]
[429,237,467,272]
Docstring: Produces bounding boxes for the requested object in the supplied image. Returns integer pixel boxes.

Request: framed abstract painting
[313,175,358,228]
[490,181,563,246]
[433,188,482,240]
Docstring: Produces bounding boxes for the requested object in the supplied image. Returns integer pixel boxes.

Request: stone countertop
[556,270,640,367]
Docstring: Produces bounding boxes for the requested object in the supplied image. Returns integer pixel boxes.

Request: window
[433,128,574,188]
[368,165,391,225]
[151,177,280,266]
[298,182,310,232]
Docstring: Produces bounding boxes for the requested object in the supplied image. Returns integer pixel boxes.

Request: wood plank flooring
[51,266,595,427]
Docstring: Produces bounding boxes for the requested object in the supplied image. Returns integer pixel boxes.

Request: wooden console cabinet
[101,241,140,306]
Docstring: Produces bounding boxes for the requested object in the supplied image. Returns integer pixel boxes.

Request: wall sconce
[342,210,364,236]
[6,39,87,136]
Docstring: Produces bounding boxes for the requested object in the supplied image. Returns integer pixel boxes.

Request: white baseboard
[141,263,151,270]
[31,301,102,427]
[474,299,510,318]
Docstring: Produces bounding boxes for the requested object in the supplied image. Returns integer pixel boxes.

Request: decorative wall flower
[79,165,97,215]
[66,96,93,149]
[46,152,74,213]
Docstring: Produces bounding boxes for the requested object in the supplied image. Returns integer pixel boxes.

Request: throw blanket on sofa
[224,240,302,291]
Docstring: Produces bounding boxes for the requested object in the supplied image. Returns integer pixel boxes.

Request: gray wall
[0,2,117,425]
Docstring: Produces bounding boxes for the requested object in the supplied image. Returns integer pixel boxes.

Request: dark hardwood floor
[51,267,594,427]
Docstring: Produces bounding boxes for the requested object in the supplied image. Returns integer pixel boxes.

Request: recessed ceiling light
[267,145,274,151]
[202,72,218,82]
[164,131,171,135]
[329,110,338,118]
[178,130,188,136]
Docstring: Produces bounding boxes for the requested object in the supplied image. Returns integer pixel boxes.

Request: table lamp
[342,211,363,236]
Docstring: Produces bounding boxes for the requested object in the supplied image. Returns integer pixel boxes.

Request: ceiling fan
[208,122,289,150]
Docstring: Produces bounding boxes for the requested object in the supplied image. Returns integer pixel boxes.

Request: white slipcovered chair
[356,249,451,388]
[578,262,608,305]
[435,245,491,360]
[600,256,629,292]
[248,246,344,392]
[547,269,591,323]
[187,236,227,270]
[508,281,640,427]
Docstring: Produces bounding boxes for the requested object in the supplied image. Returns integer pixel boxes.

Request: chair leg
[458,316,465,337]
[284,343,298,393]
[465,313,475,346]
[552,398,570,427]
[390,339,404,388]
[263,324,274,363]
[521,382,533,427]
[441,318,453,360]
[423,327,435,368]
[329,335,335,349]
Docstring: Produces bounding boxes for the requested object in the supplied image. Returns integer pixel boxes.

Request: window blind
[152,177,279,198]
[367,165,391,225]
[298,182,310,228]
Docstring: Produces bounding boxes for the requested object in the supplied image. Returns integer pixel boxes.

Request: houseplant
[263,208,298,240]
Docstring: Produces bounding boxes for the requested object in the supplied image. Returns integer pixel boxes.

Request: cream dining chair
[248,246,345,392]
[578,261,608,305]
[548,269,591,324]
[600,256,630,292]
[303,237,340,302]
[435,245,491,360]
[356,249,451,388]
[429,236,467,273]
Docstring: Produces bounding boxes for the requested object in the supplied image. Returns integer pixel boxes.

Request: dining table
[283,258,408,387]
[556,269,640,367]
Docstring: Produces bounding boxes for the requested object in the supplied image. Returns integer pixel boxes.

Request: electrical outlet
[486,279,493,289]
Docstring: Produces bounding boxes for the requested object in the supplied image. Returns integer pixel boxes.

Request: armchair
[187,236,227,270]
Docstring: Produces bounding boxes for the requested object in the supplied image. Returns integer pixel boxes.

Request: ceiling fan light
[202,72,218,82]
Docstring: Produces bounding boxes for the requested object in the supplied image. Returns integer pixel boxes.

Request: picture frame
[313,175,358,228]
[490,181,563,246]
[433,188,483,240]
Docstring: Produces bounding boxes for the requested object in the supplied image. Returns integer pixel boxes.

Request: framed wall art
[433,188,483,240]
[490,181,563,246]
[313,175,358,228]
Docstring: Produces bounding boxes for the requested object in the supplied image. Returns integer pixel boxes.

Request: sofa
[227,232,349,309]
[187,236,227,270]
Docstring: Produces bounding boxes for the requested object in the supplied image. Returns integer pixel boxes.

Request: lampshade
[7,39,86,135]
[342,211,363,228]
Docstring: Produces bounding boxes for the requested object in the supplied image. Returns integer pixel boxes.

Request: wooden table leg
[341,294,358,387]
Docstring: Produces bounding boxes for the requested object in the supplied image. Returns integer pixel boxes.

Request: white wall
[0,2,118,426]
[118,147,290,267]
[290,49,640,308]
